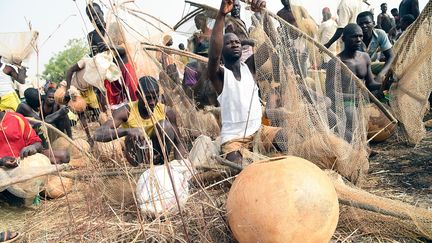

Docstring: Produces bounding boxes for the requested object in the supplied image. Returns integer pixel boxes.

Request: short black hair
[24,88,40,107]
[138,76,159,93]
[357,11,374,22]
[391,8,398,14]
[46,88,56,95]
[86,3,102,17]
[381,3,387,7]
[343,23,362,38]
[401,14,416,25]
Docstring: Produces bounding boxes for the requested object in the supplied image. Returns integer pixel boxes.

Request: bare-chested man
[326,23,380,140]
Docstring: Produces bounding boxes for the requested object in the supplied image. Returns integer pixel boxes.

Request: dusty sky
[0,0,428,78]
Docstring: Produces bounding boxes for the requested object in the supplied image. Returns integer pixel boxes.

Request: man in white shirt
[324,0,366,49]
[318,7,338,59]
[208,0,282,163]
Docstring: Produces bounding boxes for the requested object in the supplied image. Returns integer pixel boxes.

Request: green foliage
[42,38,89,83]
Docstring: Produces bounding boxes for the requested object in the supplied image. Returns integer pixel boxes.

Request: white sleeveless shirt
[217,62,262,144]
[0,64,15,96]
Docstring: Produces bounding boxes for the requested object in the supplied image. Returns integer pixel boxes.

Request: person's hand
[59,106,69,115]
[249,0,266,12]
[0,157,18,168]
[127,128,146,141]
[20,145,38,159]
[219,0,234,15]
[375,73,385,85]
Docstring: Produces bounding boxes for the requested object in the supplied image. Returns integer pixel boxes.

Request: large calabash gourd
[52,137,91,167]
[366,104,396,142]
[44,176,74,199]
[226,156,339,243]
[68,95,87,113]
[93,139,124,164]
[54,85,67,105]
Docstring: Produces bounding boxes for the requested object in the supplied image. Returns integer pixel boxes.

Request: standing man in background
[324,0,365,49]
[318,7,338,56]
[377,3,394,33]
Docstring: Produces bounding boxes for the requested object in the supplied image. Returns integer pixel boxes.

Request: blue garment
[361,29,393,61]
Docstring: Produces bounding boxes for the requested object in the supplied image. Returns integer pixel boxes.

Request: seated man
[17,88,72,141]
[356,11,395,85]
[326,23,381,140]
[209,0,285,164]
[94,76,186,166]
[0,110,69,164]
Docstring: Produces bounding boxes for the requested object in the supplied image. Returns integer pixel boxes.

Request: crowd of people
[0,0,424,241]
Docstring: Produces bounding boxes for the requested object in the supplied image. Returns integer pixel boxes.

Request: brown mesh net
[1,1,431,242]
[389,1,432,144]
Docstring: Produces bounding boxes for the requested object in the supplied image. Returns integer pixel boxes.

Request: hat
[163,35,173,45]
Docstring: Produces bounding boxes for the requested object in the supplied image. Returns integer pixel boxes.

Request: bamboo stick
[0,164,71,189]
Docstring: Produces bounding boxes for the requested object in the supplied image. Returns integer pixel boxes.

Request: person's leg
[221,137,253,164]
[150,120,176,165]
[78,112,93,145]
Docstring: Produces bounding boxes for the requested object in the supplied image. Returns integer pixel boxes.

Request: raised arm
[4,65,27,84]
[208,0,231,95]
[65,63,82,91]
[93,106,131,142]
[324,28,344,49]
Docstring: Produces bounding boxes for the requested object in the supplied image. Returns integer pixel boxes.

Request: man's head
[280,0,290,8]
[342,23,364,51]
[391,8,399,17]
[357,11,375,36]
[380,3,387,13]
[194,13,208,30]
[24,88,41,110]
[178,43,185,50]
[163,35,173,46]
[400,14,415,31]
[222,33,242,63]
[231,0,241,19]
[137,76,159,113]
[86,3,105,30]
[45,88,56,106]
[322,7,332,21]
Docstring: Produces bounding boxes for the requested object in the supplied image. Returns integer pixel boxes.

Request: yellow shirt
[122,101,166,136]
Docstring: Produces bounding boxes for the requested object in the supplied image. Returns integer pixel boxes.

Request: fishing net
[2,0,431,242]
[389,1,432,144]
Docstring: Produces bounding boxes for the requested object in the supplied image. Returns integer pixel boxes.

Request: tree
[42,38,88,83]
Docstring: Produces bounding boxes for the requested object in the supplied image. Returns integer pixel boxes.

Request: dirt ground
[0,117,431,242]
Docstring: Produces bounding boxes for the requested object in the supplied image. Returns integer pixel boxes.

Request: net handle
[239,0,398,125]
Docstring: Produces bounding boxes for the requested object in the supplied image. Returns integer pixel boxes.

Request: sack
[0,31,38,66]
[136,159,191,216]
[82,52,121,91]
